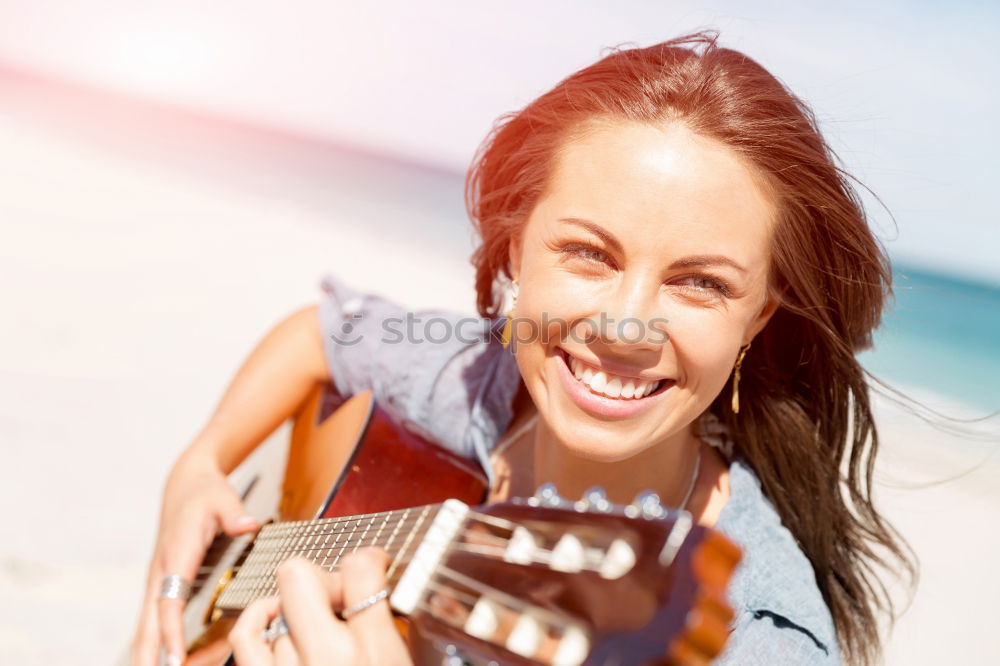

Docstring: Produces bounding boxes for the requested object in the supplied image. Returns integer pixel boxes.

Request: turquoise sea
[859,263,1000,414]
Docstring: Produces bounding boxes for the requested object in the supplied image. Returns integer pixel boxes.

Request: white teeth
[565,354,662,400]
[590,371,607,393]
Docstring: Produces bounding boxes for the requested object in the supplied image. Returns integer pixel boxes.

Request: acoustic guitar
[167,383,741,665]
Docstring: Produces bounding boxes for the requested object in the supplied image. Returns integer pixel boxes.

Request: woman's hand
[130,448,260,666]
[129,304,332,664]
[229,548,413,666]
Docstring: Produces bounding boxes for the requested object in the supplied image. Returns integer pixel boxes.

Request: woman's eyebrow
[557,217,747,274]
[669,255,748,275]
[559,217,624,254]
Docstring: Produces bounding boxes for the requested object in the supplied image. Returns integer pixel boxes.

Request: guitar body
[180,384,487,666]
[145,381,740,666]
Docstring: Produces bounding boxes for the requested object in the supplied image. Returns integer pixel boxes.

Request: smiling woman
[134,29,916,666]
[463,30,917,664]
[505,122,779,473]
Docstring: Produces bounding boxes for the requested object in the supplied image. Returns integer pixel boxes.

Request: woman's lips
[554,348,675,420]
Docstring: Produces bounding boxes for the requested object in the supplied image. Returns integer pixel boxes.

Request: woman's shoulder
[711,452,842,663]
[317,273,520,473]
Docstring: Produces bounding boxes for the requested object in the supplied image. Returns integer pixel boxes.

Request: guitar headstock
[397,488,741,666]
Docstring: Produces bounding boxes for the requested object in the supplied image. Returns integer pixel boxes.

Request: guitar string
[226,539,596,637]
[238,516,435,556]
[226,520,435,582]
[218,506,664,592]
[225,515,431,574]
[218,514,475,604]
[248,506,438,540]
[223,506,438,602]
[220,512,577,588]
[225,502,631,566]
[245,493,674,549]
[218,482,692,607]
[218,517,659,609]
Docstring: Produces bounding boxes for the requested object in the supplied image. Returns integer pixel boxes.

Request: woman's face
[508,120,780,462]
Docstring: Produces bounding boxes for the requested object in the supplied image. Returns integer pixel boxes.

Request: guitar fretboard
[215,503,442,611]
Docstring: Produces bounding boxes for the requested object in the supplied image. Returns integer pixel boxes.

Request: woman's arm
[189,303,330,473]
[132,303,332,666]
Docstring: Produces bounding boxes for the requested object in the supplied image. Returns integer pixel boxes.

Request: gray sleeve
[713,608,841,665]
[316,272,519,471]
[317,273,408,405]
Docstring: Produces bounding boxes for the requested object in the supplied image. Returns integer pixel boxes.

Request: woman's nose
[588,276,669,350]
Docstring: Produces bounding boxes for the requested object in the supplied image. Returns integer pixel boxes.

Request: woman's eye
[562,244,609,264]
[678,275,732,297]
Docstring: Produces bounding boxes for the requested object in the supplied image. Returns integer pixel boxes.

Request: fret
[294,523,309,560]
[239,515,430,560]
[249,530,271,604]
[371,511,390,555]
[215,506,443,611]
[328,522,344,566]
[321,525,336,567]
[318,527,338,570]
[356,515,375,555]
[382,507,410,559]
[386,505,433,584]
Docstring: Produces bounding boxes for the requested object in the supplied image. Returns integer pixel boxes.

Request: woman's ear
[508,231,523,280]
[745,293,780,345]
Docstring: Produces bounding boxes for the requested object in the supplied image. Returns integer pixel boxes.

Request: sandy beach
[1,70,997,665]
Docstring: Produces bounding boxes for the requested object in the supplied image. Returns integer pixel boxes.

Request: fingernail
[167,655,182,666]
[236,515,258,528]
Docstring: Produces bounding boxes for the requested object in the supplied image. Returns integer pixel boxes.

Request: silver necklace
[677,444,702,512]
[497,412,704,513]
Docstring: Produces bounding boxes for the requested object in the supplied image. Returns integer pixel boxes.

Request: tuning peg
[629,490,666,519]
[575,486,612,513]
[528,482,562,508]
[440,644,474,666]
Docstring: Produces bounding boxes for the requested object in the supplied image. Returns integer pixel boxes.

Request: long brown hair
[465,30,917,665]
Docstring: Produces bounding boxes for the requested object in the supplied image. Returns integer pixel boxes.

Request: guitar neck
[215,503,444,612]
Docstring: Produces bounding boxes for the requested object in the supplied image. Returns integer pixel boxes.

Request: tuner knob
[577,486,612,513]
[441,644,471,666]
[533,482,562,507]
[630,490,666,520]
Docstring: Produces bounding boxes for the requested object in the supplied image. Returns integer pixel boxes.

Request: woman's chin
[554,435,651,464]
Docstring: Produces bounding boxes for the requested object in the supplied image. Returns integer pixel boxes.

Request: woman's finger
[130,562,163,666]
[272,631,303,666]
[157,528,209,665]
[339,548,410,664]
[276,557,354,664]
[229,596,281,666]
[214,485,260,537]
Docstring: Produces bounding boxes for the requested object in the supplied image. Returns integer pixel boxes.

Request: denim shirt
[318,273,842,664]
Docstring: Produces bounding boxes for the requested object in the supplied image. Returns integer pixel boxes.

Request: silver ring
[262,615,289,643]
[340,586,391,620]
[158,574,193,601]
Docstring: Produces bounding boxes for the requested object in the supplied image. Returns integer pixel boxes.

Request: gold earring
[731,341,751,414]
[500,278,518,349]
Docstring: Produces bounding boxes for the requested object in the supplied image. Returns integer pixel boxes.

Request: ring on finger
[159,574,193,601]
[340,586,391,621]
[262,615,290,644]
